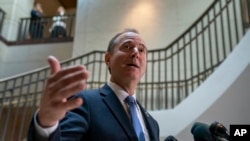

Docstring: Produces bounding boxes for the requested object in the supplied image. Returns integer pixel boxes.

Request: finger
[48,56,61,75]
[60,97,83,111]
[47,67,89,94]
[52,81,87,102]
[48,65,88,84]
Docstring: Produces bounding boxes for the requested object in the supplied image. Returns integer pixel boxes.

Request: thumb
[48,56,61,74]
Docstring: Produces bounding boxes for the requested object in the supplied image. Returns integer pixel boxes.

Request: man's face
[105,32,147,84]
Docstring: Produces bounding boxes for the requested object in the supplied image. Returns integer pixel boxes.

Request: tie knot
[125,96,136,105]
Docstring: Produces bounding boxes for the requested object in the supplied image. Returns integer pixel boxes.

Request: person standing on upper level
[29,2,44,39]
[49,6,67,38]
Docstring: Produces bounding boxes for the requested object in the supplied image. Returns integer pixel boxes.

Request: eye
[124,45,131,49]
[121,43,134,51]
[139,48,144,52]
[138,45,146,53]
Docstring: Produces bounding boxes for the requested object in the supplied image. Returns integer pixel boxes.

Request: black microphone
[209,121,230,141]
[191,122,215,141]
[164,135,178,141]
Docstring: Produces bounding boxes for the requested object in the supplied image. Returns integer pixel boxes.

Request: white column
[0,0,34,40]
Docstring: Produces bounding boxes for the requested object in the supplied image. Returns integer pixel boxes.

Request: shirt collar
[107,81,136,102]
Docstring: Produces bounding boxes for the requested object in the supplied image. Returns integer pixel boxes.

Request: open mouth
[127,64,139,68]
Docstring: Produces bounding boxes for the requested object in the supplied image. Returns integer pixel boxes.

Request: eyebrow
[121,40,147,49]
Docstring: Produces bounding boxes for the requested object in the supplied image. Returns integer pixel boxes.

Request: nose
[131,47,139,58]
[133,47,138,53]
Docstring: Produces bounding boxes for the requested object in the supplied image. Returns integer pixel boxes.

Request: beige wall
[0,42,73,79]
[73,0,214,56]
[0,0,34,40]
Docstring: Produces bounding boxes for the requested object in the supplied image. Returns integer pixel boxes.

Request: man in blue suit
[27,29,159,141]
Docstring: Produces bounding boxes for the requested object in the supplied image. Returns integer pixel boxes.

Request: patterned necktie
[125,96,146,141]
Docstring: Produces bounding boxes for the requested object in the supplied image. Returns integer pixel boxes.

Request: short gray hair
[107,28,139,53]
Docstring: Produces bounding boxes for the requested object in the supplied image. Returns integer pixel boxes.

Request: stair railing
[0,8,6,35]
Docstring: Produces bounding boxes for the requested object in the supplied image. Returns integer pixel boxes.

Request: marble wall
[0,0,33,40]
[73,0,214,57]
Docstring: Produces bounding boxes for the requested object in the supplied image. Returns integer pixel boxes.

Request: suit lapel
[138,102,159,141]
[100,84,138,141]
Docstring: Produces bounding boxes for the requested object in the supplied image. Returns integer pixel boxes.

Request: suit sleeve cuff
[34,109,59,137]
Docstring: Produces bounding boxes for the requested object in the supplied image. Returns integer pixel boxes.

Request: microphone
[164,135,178,141]
[209,121,230,141]
[191,122,215,141]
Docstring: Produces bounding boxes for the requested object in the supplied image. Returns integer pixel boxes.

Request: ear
[105,52,111,67]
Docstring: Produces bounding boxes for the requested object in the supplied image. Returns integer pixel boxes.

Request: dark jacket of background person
[29,3,44,39]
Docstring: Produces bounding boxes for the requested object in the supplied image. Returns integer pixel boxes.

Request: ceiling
[58,0,77,9]
[36,0,76,16]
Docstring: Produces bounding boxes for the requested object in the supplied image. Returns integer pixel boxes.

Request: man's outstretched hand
[37,56,89,128]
